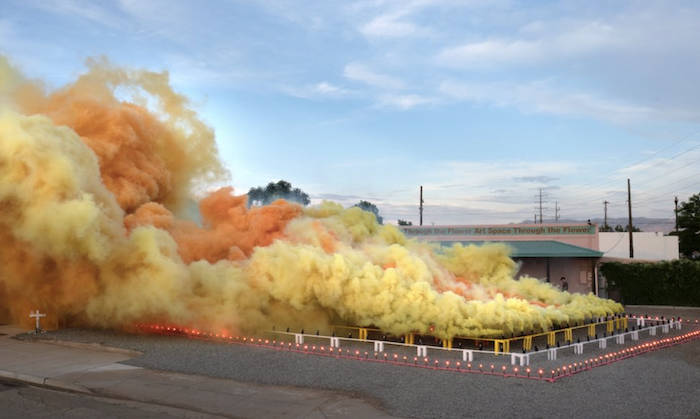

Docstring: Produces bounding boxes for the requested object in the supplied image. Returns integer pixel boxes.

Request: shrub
[600,260,700,306]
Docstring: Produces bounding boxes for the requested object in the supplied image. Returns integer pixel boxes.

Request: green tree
[613,224,641,232]
[354,200,383,225]
[398,219,412,226]
[599,224,614,232]
[670,193,700,258]
[247,180,310,207]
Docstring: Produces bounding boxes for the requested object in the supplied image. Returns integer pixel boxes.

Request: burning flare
[0,55,622,338]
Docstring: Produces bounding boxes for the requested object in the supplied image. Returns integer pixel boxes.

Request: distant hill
[519,217,676,234]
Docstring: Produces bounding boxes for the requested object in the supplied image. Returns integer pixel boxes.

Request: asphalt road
[0,378,231,419]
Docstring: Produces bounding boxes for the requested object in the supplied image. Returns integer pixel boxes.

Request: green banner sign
[401,225,595,236]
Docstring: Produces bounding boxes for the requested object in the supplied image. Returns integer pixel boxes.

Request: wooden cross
[30,310,46,333]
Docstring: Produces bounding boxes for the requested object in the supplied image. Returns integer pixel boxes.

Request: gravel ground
[16,307,700,419]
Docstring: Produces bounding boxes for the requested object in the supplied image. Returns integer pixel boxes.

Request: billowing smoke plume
[0,56,622,338]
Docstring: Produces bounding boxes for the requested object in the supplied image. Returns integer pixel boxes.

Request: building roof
[440,240,604,258]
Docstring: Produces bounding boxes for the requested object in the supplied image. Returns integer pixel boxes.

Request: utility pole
[535,189,547,224]
[603,200,610,230]
[419,186,424,226]
[554,202,561,223]
[675,196,679,233]
[627,179,634,258]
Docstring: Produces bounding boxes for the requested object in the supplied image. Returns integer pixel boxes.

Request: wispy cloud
[343,62,404,90]
[435,21,617,70]
[374,93,439,110]
[514,176,559,183]
[359,11,426,38]
[285,81,359,100]
[440,79,659,123]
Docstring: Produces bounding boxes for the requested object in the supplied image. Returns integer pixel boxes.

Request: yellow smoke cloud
[0,55,622,337]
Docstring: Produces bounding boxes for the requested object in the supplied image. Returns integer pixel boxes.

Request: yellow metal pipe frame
[359,328,368,341]
[330,317,625,354]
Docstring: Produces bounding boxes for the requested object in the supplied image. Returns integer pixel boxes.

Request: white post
[649,326,657,336]
[547,348,557,360]
[29,310,46,333]
[330,337,340,348]
[598,339,607,349]
[416,346,427,357]
[616,334,625,344]
[374,341,384,352]
[462,350,473,362]
[510,353,529,366]
[573,343,584,354]
[295,334,304,344]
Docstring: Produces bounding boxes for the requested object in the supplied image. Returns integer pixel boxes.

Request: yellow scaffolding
[492,339,502,354]
[359,328,368,340]
[329,317,623,354]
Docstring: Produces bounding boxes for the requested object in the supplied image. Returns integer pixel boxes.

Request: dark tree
[247,180,310,207]
[613,224,641,232]
[398,219,413,226]
[353,200,383,225]
[670,193,700,258]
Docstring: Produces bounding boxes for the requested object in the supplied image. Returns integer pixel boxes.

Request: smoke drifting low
[0,56,622,338]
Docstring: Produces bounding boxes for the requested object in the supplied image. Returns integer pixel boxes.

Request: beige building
[400,223,603,295]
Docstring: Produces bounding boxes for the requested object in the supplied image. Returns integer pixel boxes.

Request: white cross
[30,310,46,333]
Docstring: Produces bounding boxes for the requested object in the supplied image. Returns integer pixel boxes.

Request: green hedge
[600,260,700,306]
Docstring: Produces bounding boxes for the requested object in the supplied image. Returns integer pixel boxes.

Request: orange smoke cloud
[8,56,227,214]
[125,187,303,263]
[0,55,622,337]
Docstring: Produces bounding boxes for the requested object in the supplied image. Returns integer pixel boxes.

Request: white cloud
[440,79,664,123]
[284,82,359,100]
[375,93,439,110]
[435,20,618,70]
[359,12,425,38]
[436,39,545,69]
[343,62,405,90]
[27,0,127,29]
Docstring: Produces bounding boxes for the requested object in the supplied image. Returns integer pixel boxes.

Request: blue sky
[2,0,700,227]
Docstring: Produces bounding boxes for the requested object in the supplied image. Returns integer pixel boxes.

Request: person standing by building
[560,276,569,291]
